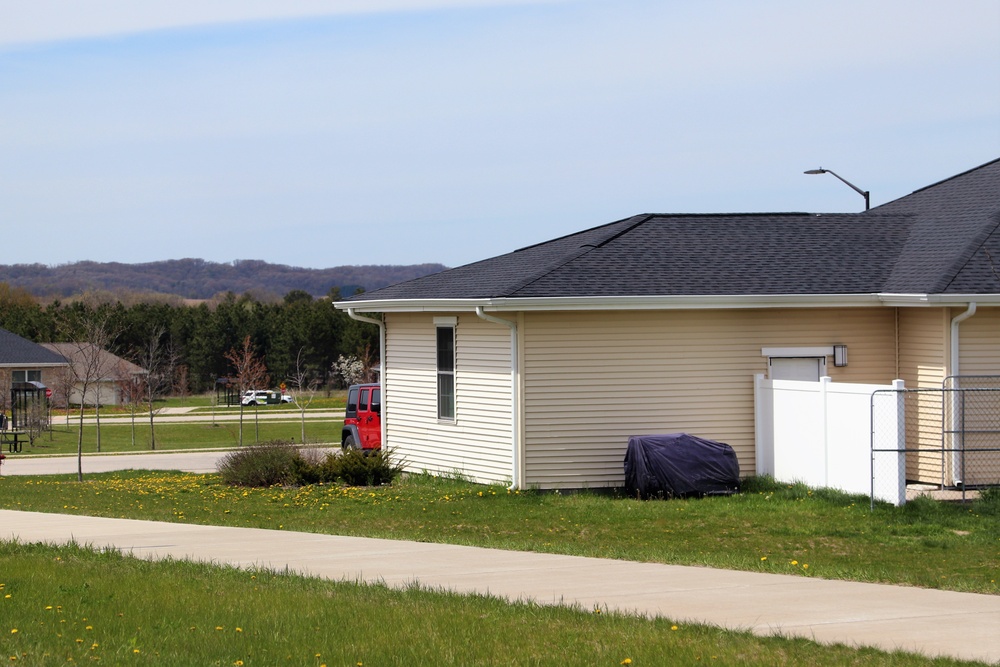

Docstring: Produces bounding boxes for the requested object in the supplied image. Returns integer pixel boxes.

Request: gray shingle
[349,158,1000,301]
[0,328,69,365]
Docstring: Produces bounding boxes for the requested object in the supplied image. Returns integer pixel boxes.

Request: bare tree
[224,336,269,446]
[135,327,173,451]
[287,347,321,444]
[62,315,119,481]
[115,360,145,448]
[49,366,75,427]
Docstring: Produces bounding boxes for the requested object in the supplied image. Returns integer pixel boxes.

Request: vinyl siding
[384,313,512,484]
[957,307,1000,485]
[897,308,948,483]
[521,308,896,489]
[959,307,1000,377]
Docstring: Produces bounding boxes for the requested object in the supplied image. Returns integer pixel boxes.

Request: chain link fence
[871,376,1000,507]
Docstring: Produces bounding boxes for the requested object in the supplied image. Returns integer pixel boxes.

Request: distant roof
[39,343,146,380]
[343,157,1000,306]
[0,328,70,366]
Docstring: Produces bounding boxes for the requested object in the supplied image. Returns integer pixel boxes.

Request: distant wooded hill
[0,259,448,300]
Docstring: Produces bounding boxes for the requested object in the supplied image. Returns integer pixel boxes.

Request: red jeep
[342,383,382,450]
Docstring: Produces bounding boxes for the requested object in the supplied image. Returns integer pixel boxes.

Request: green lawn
[0,541,984,666]
[1,472,997,595]
[15,419,342,454]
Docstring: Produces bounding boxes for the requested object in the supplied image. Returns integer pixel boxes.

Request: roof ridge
[496,215,652,297]
[873,157,1000,209]
[936,211,1000,293]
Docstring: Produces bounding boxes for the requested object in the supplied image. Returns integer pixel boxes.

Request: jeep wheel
[343,434,357,451]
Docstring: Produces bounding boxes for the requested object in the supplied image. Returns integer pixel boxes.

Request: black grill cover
[624,433,740,498]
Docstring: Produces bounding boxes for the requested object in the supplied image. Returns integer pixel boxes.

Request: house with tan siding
[336,158,1000,489]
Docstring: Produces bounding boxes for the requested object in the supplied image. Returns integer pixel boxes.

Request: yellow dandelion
[671,625,679,631]
[216,626,224,631]
[803,564,809,569]
[9,629,16,634]
[621,659,633,665]
[760,556,767,561]
[235,627,243,633]
[790,560,798,565]
[133,649,140,654]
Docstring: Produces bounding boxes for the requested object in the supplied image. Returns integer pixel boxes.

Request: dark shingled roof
[350,157,1000,302]
[0,328,69,366]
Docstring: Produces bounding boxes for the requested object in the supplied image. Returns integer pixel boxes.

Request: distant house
[0,328,70,412]
[336,158,1000,490]
[39,343,147,407]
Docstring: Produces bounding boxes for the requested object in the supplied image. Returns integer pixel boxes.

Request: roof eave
[881,293,1000,307]
[336,294,895,313]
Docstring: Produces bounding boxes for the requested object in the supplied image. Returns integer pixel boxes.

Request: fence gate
[871,375,1000,506]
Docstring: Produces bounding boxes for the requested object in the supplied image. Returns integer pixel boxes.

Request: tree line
[0,283,379,395]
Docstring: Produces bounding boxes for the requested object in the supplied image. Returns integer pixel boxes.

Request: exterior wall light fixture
[833,344,848,367]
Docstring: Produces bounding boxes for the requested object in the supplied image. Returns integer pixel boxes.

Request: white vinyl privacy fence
[754,375,906,505]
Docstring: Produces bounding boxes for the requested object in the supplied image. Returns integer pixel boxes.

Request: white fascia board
[0,362,70,368]
[878,293,1000,307]
[334,293,887,313]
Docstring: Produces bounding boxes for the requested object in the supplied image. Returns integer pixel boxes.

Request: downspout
[949,302,976,487]
[949,303,977,377]
[475,306,520,490]
[347,308,386,441]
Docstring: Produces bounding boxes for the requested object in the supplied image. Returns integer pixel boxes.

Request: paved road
[1,509,998,663]
[0,450,236,475]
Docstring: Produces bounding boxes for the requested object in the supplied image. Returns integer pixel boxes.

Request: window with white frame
[12,370,41,383]
[435,319,456,420]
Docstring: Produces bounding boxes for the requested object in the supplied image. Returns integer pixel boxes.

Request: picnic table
[1,429,28,453]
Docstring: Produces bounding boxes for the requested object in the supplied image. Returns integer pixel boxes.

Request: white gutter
[335,293,890,313]
[475,306,521,490]
[335,293,1000,314]
[949,302,977,487]
[346,308,386,442]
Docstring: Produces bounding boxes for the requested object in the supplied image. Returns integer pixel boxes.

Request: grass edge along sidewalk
[0,535,991,666]
[0,471,997,595]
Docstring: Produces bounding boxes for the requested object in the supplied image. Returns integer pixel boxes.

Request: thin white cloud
[0,0,568,47]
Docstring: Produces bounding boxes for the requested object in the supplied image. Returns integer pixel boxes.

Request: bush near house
[217,440,404,488]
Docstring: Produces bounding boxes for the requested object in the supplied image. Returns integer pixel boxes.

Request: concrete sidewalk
[1,510,998,663]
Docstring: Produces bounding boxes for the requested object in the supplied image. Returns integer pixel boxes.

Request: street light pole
[804,168,870,211]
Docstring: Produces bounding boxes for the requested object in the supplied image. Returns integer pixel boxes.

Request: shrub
[217,440,301,487]
[318,448,406,487]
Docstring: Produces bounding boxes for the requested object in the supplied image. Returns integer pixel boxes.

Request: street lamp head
[802,166,870,210]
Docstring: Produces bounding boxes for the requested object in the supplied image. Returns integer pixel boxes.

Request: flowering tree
[332,345,379,388]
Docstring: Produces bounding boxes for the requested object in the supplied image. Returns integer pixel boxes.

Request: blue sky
[2,0,999,269]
